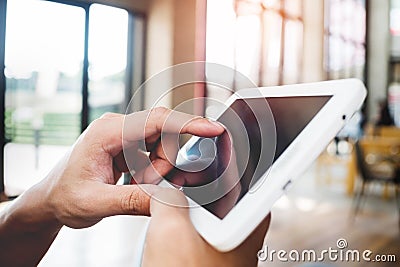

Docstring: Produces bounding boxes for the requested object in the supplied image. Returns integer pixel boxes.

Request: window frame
[324,0,367,81]
[0,0,6,197]
[0,0,147,198]
[233,0,304,86]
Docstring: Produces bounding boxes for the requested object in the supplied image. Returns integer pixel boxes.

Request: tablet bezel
[158,78,366,251]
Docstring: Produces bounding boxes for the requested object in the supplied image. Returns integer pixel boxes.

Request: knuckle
[147,107,171,132]
[85,113,117,137]
[121,189,148,215]
[151,106,170,119]
[87,117,103,131]
[153,106,169,114]
[82,120,102,141]
[100,112,118,119]
[87,112,120,135]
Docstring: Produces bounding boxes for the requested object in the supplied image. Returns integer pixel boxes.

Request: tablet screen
[166,96,331,218]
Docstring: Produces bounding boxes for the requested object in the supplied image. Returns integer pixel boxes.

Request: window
[88,4,129,122]
[389,0,400,126]
[0,0,145,196]
[206,0,304,88]
[324,0,366,80]
[4,0,85,146]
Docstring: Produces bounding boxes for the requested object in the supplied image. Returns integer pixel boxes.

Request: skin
[0,107,270,267]
[143,189,271,267]
[167,129,242,218]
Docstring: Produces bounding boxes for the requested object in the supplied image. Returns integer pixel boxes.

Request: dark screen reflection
[166,96,331,219]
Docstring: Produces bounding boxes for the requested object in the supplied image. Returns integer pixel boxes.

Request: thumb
[93,184,161,217]
[149,188,189,220]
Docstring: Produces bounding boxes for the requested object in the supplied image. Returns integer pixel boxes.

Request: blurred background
[0,0,399,266]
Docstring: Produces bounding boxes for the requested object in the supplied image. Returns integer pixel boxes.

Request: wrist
[0,181,63,235]
[0,180,63,266]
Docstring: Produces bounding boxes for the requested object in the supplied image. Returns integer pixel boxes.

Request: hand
[167,130,242,218]
[44,107,225,229]
[0,107,224,266]
[143,188,270,267]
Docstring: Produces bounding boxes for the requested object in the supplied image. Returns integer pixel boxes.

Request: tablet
[158,78,367,252]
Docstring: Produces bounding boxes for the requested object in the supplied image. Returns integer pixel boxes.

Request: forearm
[0,182,62,266]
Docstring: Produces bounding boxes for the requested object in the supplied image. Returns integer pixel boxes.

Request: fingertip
[185,117,225,137]
[169,175,185,187]
[207,119,225,132]
[95,184,161,218]
[121,184,161,216]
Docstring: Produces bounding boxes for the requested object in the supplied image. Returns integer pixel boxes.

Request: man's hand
[44,107,224,229]
[143,188,270,267]
[0,107,224,266]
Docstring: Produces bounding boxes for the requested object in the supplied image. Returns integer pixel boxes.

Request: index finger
[125,107,224,142]
[98,107,224,156]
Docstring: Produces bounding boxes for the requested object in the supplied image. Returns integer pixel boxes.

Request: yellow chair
[346,137,400,196]
[316,140,354,192]
[346,146,357,195]
[353,140,400,227]
[377,126,400,139]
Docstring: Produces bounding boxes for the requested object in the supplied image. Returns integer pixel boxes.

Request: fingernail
[208,119,224,129]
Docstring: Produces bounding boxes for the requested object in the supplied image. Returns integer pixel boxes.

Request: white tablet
[158,78,366,252]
